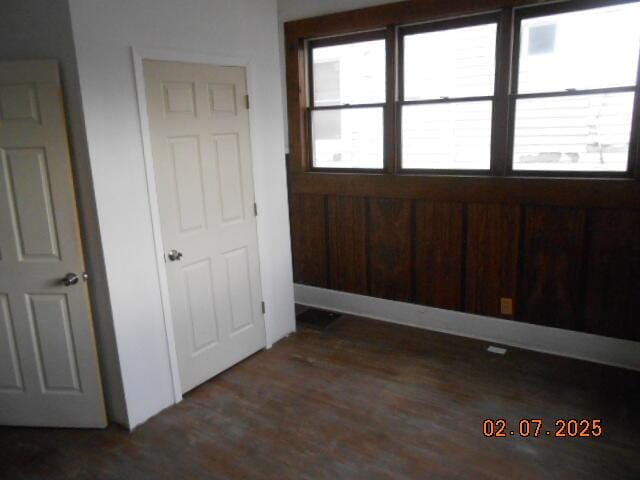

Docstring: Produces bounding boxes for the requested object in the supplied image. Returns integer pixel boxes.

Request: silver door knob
[167,249,183,261]
[61,273,80,286]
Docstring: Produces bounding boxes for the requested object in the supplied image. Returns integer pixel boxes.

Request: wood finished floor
[1,314,639,480]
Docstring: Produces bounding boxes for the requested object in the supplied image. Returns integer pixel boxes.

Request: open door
[0,60,106,428]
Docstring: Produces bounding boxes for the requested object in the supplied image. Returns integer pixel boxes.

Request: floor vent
[487,345,507,355]
[296,307,341,330]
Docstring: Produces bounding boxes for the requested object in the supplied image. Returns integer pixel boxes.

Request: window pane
[402,101,492,170]
[403,23,497,100]
[518,2,640,93]
[312,39,385,106]
[513,92,634,172]
[312,108,383,169]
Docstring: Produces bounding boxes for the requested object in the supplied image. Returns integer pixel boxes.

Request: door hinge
[253,202,258,216]
[245,94,250,109]
[261,301,266,314]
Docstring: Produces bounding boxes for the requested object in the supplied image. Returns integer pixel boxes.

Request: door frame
[131,47,268,403]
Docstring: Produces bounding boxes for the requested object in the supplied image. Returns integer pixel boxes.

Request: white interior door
[0,61,106,428]
[143,60,266,393]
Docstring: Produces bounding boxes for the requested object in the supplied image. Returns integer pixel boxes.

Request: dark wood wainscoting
[285,0,640,343]
[289,180,640,342]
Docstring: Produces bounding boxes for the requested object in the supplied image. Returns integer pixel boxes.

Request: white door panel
[144,60,265,393]
[0,294,22,391]
[0,61,106,427]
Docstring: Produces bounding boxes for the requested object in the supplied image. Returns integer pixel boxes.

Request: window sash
[398,15,501,172]
[400,16,500,103]
[401,100,494,171]
[308,104,386,171]
[302,0,640,178]
[507,0,640,176]
[308,31,387,110]
[307,31,388,170]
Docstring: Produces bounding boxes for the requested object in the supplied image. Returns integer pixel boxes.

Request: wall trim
[295,284,640,372]
[131,46,270,406]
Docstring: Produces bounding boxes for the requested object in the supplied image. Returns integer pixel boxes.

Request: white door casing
[0,60,106,428]
[143,60,266,393]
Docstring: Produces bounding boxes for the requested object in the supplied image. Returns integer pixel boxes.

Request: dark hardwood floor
[1,313,639,479]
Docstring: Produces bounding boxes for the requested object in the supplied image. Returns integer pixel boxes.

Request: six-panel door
[0,61,106,427]
[143,60,265,393]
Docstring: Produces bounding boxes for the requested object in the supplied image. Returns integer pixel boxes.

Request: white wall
[0,0,128,425]
[68,0,295,428]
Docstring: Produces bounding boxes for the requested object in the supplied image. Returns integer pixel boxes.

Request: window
[512,2,640,173]
[401,19,498,170]
[296,0,640,178]
[309,35,386,169]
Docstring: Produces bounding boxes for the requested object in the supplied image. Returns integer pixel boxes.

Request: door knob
[167,249,183,262]
[61,273,80,286]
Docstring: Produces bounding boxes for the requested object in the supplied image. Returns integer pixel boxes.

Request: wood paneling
[289,194,640,341]
[289,194,327,286]
[368,198,412,302]
[414,202,463,310]
[518,206,586,331]
[465,203,520,318]
[327,196,368,295]
[291,173,640,209]
[285,0,640,342]
[584,210,640,340]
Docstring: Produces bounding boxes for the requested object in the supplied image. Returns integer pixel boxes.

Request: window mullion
[491,7,515,176]
[385,25,398,174]
[631,48,640,179]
